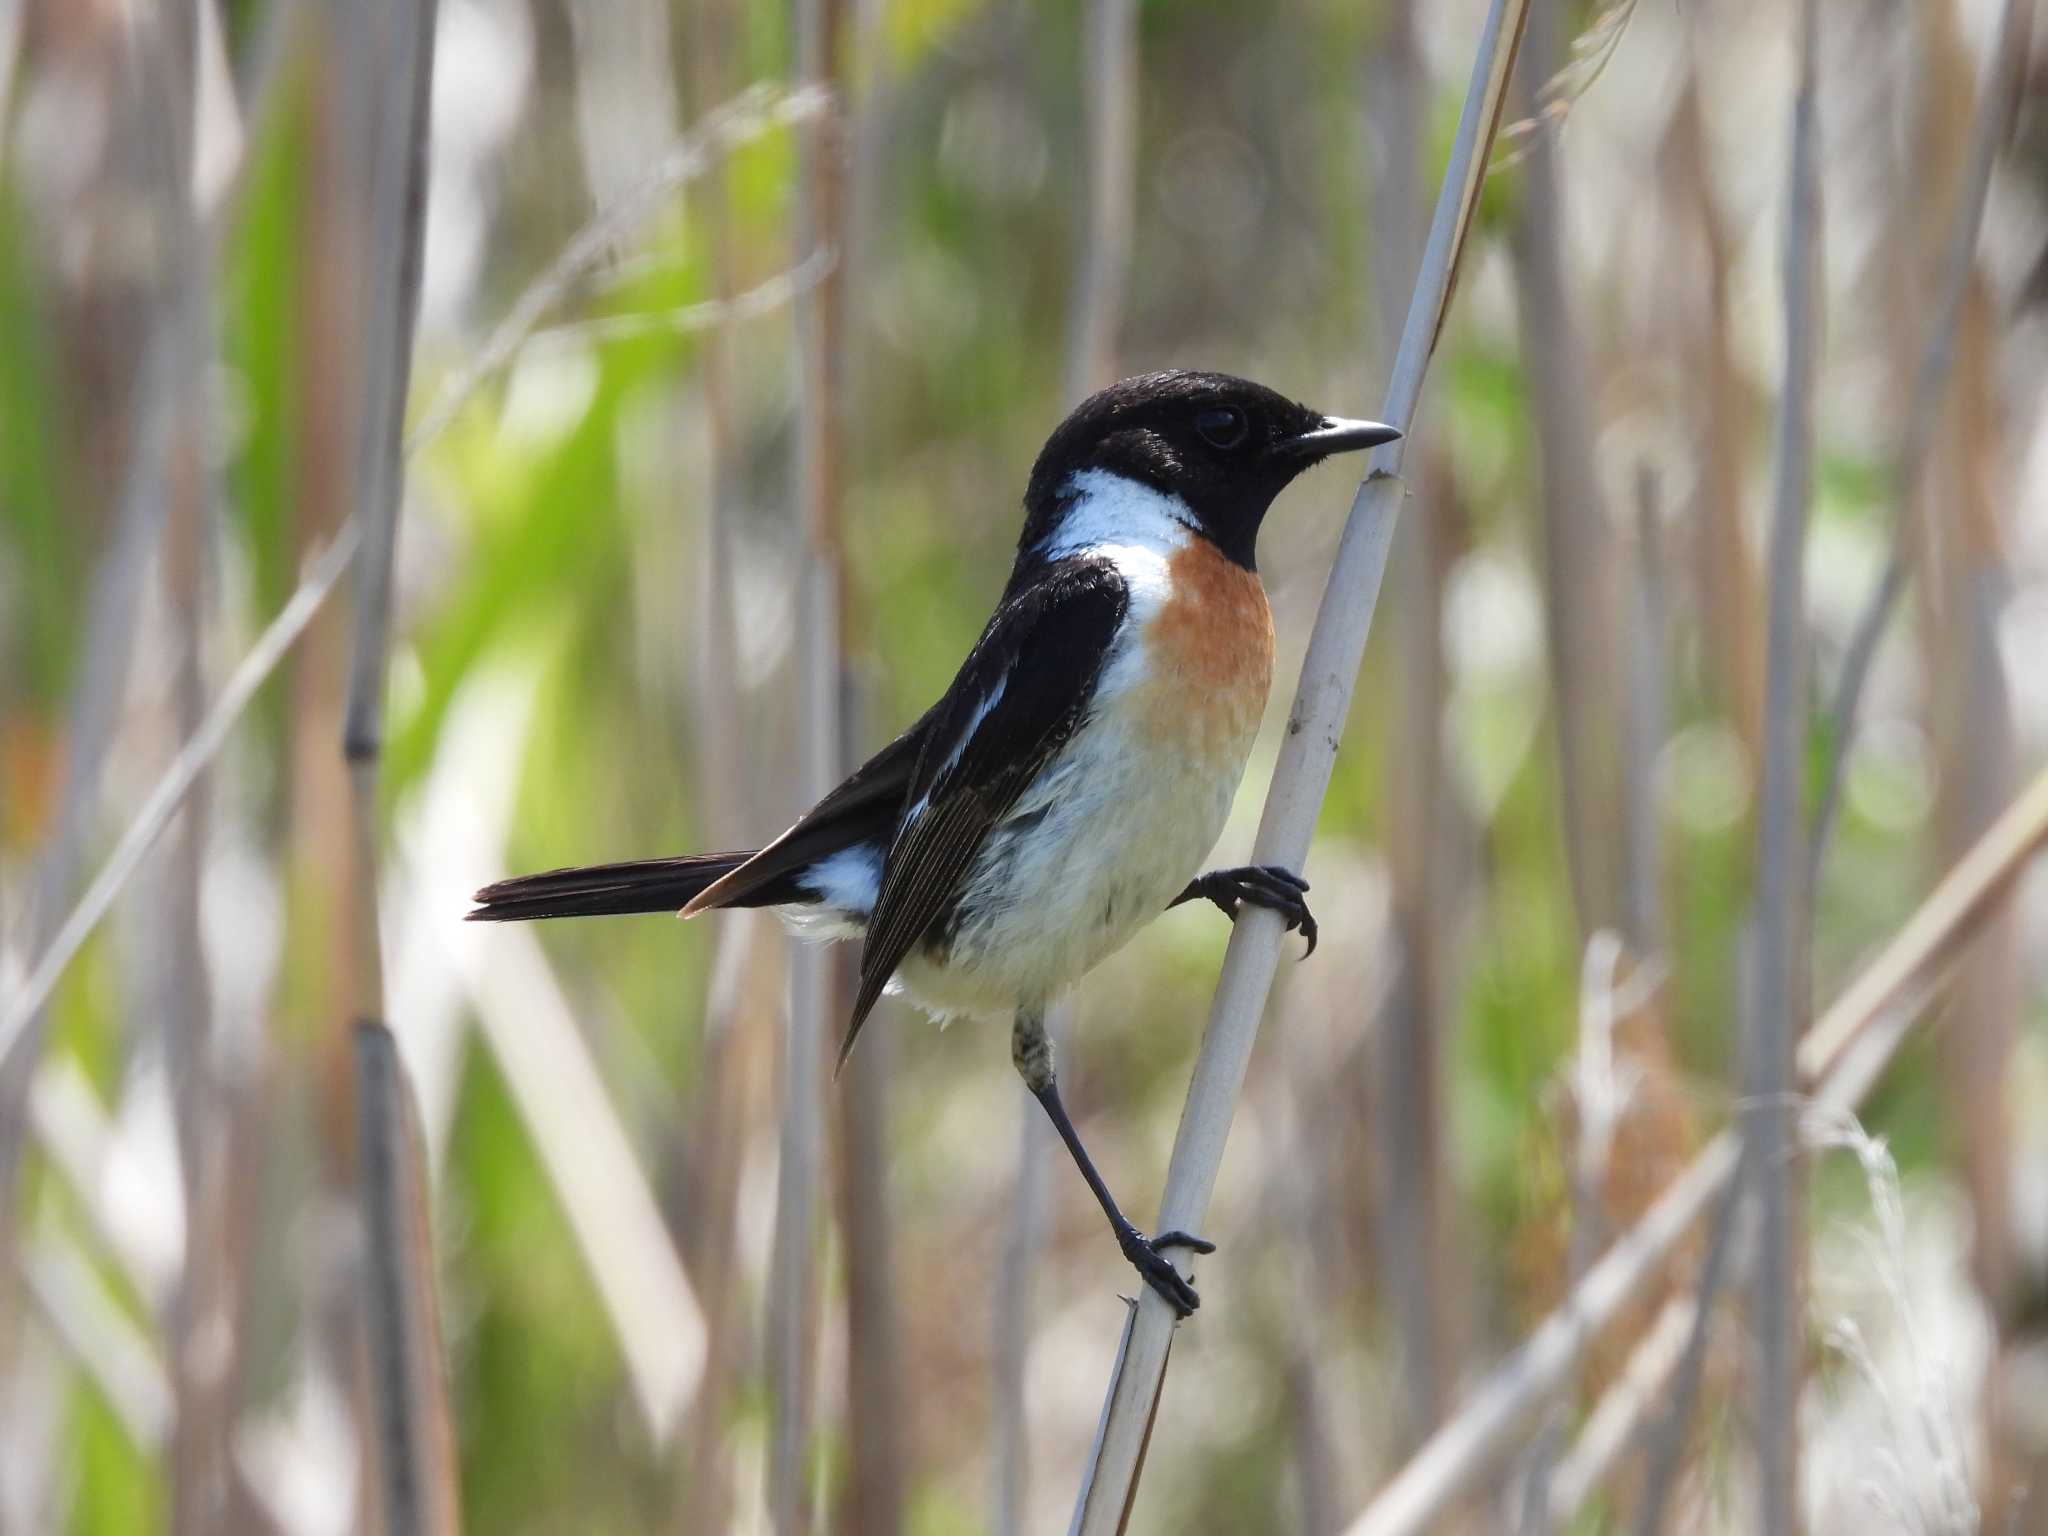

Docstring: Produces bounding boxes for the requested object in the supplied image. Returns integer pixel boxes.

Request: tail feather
[468,851,798,922]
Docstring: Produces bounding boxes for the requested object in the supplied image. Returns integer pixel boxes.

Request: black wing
[681,718,927,915]
[841,557,1130,1063]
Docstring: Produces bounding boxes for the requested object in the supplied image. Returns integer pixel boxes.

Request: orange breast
[1134,541,1274,760]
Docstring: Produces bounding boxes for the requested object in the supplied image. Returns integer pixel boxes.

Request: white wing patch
[906,478,1179,840]
[776,842,884,940]
[917,670,1007,812]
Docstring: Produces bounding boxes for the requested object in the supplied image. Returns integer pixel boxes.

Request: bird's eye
[1194,407,1249,450]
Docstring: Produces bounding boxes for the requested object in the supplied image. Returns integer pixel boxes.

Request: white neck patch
[1035,469,1197,563]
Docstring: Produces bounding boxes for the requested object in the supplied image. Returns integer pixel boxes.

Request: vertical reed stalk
[1622,472,1665,955]
[1370,0,1455,1449]
[335,1,455,1531]
[1907,0,2028,1507]
[679,0,760,1525]
[354,1020,461,1536]
[1069,3,1530,1526]
[1806,0,2034,879]
[1065,0,1136,404]
[133,10,241,1525]
[768,1,845,1526]
[1746,5,1820,1525]
[1662,70,1762,775]
[830,12,905,1529]
[1509,0,1618,939]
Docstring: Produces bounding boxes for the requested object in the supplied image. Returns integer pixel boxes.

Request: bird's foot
[1186,865,1317,957]
[1115,1223,1217,1317]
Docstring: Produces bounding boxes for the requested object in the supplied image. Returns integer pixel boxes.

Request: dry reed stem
[1337,761,2048,1536]
[1064,0,1136,404]
[0,79,826,1083]
[1746,3,1821,1525]
[1662,70,1763,769]
[834,991,907,1535]
[676,7,765,1526]
[829,9,907,1524]
[0,526,362,1064]
[1630,6,2035,1509]
[1512,0,1619,939]
[1371,0,1457,1446]
[0,0,293,1220]
[1622,471,1665,953]
[1068,2,1531,1527]
[1808,0,2034,881]
[354,1021,462,1536]
[768,7,845,1526]
[1609,21,1830,1511]
[0,62,831,1536]
[338,2,456,1530]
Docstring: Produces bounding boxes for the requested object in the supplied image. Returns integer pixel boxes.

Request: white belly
[892,703,1253,1021]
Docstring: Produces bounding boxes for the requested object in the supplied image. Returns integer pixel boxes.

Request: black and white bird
[470,370,1398,1314]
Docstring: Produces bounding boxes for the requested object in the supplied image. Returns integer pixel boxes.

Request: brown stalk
[1509,0,1620,940]
[1621,472,1666,955]
[1906,0,2027,1510]
[334,0,456,1530]
[1369,0,1458,1450]
[828,12,905,1531]
[1807,0,2034,878]
[1661,72,1763,771]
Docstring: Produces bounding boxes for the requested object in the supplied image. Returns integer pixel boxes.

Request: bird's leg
[1012,1007,1214,1317]
[1168,865,1318,956]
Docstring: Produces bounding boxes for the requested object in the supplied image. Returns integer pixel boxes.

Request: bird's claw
[1198,865,1318,957]
[1115,1223,1217,1317]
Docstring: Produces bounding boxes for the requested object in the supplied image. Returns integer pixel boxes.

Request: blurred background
[4,0,2048,1531]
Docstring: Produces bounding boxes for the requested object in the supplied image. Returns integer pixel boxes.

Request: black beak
[1281,415,1403,458]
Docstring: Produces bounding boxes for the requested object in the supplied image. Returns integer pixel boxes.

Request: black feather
[468,852,780,922]
[841,556,1129,1064]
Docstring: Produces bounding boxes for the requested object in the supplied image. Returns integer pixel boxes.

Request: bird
[470,370,1399,1315]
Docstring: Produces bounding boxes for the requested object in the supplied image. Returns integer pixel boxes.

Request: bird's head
[1021,370,1400,570]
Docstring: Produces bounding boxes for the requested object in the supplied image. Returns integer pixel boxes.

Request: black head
[1020,370,1400,569]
